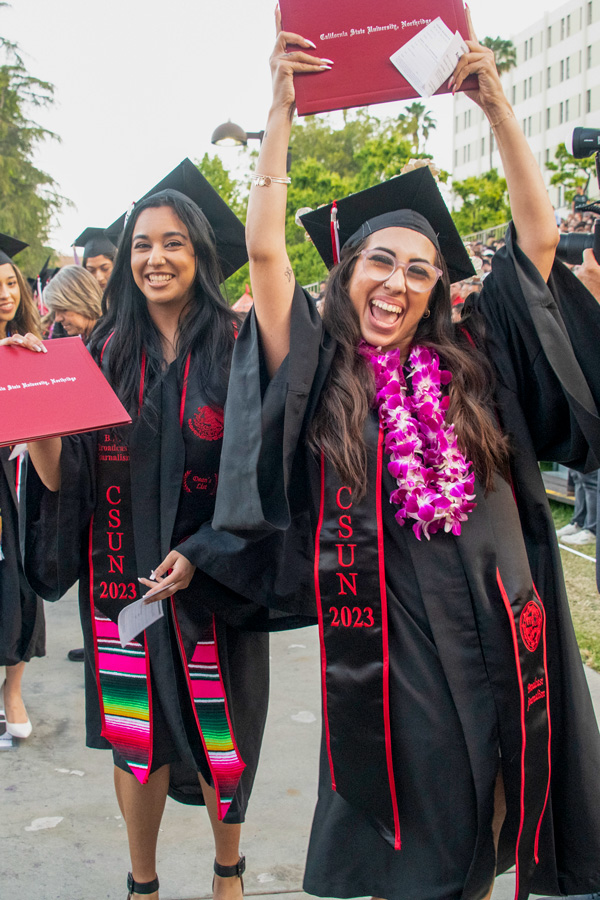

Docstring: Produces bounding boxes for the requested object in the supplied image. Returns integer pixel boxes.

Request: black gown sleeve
[213,281,335,536]
[468,224,600,470]
[21,432,97,601]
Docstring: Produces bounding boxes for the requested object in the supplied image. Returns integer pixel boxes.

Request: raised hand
[270,5,332,114]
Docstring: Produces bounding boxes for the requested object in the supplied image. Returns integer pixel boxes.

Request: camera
[555,127,600,265]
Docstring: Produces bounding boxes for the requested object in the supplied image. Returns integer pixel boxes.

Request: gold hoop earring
[422,309,431,319]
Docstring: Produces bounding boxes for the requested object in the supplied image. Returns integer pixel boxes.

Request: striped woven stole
[91,610,152,782]
[171,607,245,820]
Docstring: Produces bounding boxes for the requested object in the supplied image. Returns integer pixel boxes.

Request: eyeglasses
[358,249,442,293]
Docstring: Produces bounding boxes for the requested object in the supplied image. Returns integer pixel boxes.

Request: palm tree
[398,102,437,154]
[482,37,517,169]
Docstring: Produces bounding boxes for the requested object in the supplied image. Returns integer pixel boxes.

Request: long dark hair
[308,237,510,501]
[5,266,42,338]
[89,190,239,418]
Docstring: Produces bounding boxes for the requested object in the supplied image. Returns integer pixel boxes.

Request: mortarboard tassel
[330,200,341,266]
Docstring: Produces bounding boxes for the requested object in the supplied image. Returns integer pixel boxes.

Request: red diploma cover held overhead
[0,337,131,446]
[280,0,473,115]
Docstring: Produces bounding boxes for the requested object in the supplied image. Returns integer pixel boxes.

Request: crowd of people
[2,10,600,900]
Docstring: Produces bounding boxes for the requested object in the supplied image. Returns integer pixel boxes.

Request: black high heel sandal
[213,855,245,895]
[127,872,159,898]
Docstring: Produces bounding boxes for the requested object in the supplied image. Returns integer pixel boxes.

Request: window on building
[512,85,517,104]
[565,99,569,120]
[529,75,533,94]
[467,144,471,162]
[524,40,528,61]
[567,14,571,36]
[587,89,592,113]
[560,101,564,123]
[528,116,532,136]
[546,107,551,128]
[560,59,565,81]
[455,149,458,167]
[455,115,459,131]
[547,66,552,88]
[589,1,593,26]
[561,17,565,40]
[588,45,592,68]
[545,148,550,164]
[522,118,527,133]
[463,146,467,164]
[566,56,570,78]
[548,25,552,47]
[481,137,485,156]
[523,78,528,99]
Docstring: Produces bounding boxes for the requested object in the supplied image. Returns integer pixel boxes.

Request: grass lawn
[549,500,600,672]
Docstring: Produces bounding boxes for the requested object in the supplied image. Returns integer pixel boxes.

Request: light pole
[211,120,291,171]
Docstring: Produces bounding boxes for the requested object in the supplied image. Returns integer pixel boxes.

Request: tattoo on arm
[284,267,293,282]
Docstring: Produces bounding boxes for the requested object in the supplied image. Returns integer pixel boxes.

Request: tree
[0,15,65,276]
[451,169,511,235]
[545,142,596,206]
[481,37,517,169]
[397,102,436,154]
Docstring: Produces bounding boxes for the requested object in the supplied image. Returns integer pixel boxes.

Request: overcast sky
[7,0,560,252]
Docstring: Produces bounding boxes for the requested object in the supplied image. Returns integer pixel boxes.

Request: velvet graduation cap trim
[299,167,475,284]
[105,158,248,282]
[0,233,28,267]
[73,227,117,262]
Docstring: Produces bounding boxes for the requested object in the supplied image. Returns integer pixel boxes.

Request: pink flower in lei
[359,341,476,541]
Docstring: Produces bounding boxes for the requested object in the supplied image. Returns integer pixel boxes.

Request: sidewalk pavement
[1,586,600,900]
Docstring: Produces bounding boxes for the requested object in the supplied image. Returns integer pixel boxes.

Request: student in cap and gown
[211,15,600,900]
[73,226,117,290]
[0,234,45,740]
[21,160,300,900]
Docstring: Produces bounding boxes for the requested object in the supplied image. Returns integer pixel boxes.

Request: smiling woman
[21,161,276,900]
[0,233,44,744]
[211,9,600,900]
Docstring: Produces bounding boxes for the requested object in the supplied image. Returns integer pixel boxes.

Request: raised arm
[451,10,558,282]
[246,9,331,376]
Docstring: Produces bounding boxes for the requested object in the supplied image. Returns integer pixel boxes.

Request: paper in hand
[118,597,164,648]
[390,17,469,98]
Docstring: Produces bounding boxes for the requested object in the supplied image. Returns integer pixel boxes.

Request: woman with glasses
[212,9,600,900]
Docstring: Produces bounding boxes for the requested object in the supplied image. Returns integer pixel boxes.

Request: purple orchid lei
[359,341,476,541]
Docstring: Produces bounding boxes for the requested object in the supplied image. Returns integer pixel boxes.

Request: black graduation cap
[0,233,28,266]
[299,167,475,284]
[73,227,116,261]
[105,158,247,281]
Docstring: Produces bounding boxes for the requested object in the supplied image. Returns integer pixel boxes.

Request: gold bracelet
[251,174,291,186]
[490,111,515,130]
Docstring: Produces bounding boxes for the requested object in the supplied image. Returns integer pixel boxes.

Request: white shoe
[556,522,582,538]
[0,680,32,739]
[561,528,596,546]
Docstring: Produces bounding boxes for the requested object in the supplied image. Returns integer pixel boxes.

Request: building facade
[452,0,600,208]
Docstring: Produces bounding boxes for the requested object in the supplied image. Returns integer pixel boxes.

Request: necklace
[359,341,476,541]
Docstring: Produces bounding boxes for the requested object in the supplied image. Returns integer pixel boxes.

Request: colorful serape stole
[90,604,153,783]
[171,606,245,820]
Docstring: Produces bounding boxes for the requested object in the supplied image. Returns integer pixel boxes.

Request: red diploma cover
[280,0,474,115]
[0,337,131,446]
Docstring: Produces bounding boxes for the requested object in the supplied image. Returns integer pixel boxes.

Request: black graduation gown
[22,358,269,820]
[0,447,45,666]
[212,227,600,898]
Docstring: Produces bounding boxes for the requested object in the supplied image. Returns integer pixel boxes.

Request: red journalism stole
[87,339,244,818]
[314,419,551,900]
